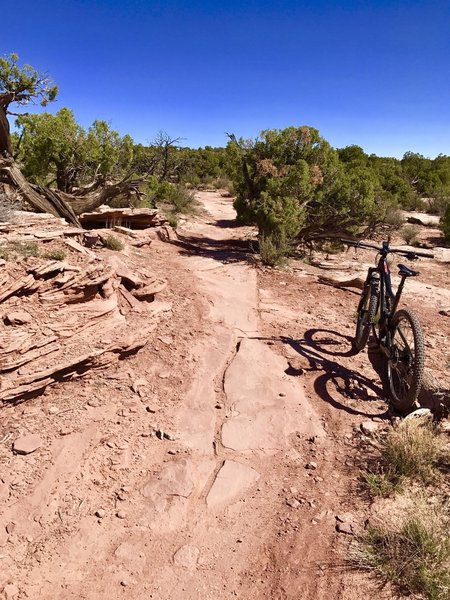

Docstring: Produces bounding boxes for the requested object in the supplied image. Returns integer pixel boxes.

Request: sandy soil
[1,191,449,599]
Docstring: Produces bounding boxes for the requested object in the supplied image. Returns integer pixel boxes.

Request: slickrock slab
[206,460,259,509]
[222,338,324,455]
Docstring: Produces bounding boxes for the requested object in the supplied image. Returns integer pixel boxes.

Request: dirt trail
[1,191,448,599]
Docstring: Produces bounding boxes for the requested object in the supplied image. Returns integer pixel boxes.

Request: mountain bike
[341,239,433,413]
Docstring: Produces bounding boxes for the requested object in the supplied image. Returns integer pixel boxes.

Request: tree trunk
[0,157,81,226]
[0,95,14,156]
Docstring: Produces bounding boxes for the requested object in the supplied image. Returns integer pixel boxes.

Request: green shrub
[259,233,290,266]
[402,224,420,246]
[165,185,196,213]
[102,235,124,251]
[166,212,178,228]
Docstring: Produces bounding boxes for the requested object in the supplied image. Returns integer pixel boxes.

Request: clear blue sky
[2,0,449,157]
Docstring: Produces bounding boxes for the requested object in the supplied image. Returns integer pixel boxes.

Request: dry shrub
[402,224,420,246]
[0,190,21,223]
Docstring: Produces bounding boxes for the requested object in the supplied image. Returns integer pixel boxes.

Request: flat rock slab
[141,458,215,532]
[206,460,259,509]
[13,434,43,455]
[222,338,324,454]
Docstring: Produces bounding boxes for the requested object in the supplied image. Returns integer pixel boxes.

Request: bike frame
[360,242,411,355]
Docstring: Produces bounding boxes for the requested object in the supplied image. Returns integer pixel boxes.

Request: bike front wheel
[386,309,425,413]
[354,283,378,352]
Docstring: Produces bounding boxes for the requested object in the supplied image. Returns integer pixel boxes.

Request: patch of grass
[381,420,444,484]
[102,235,124,251]
[45,249,66,261]
[356,501,450,600]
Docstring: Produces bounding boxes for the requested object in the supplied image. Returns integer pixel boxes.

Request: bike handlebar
[340,239,434,259]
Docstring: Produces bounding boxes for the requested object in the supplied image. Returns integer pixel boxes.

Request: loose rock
[95,509,106,518]
[5,522,16,534]
[336,521,354,535]
[116,510,127,519]
[4,310,32,326]
[404,408,432,421]
[13,434,43,455]
[360,421,379,436]
[2,584,20,600]
[305,461,317,470]
[286,498,301,509]
[173,544,200,569]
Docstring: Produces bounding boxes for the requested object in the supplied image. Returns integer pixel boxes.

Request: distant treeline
[11,111,450,262]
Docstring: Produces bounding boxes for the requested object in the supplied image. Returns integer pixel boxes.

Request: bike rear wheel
[386,308,425,413]
[354,283,378,352]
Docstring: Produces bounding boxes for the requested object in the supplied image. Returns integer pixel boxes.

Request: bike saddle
[398,263,419,277]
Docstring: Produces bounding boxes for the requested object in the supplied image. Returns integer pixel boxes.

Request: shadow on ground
[278,329,390,419]
[169,232,257,264]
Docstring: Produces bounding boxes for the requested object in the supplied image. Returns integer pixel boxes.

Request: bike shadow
[280,328,390,419]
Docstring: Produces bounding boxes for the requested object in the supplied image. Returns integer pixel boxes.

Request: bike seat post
[391,274,407,315]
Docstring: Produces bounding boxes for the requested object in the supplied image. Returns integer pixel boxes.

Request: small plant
[356,503,450,600]
[11,241,40,258]
[402,224,419,246]
[362,471,400,498]
[45,249,66,261]
[102,235,124,251]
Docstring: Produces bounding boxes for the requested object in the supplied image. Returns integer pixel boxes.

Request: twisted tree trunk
[0,157,144,227]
